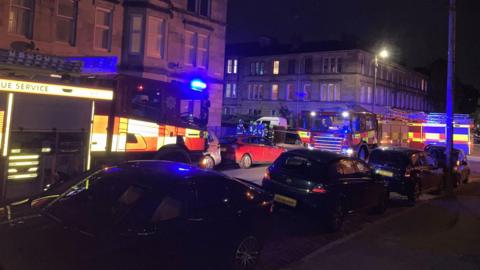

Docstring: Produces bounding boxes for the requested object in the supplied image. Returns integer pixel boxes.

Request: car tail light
[264,169,271,180]
[311,185,327,194]
[261,201,274,213]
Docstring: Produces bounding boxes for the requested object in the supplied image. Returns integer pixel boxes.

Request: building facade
[121,0,227,130]
[0,0,227,200]
[223,46,429,124]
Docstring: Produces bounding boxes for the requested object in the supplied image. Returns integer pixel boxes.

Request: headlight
[342,148,354,156]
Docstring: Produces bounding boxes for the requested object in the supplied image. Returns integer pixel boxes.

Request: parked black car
[262,149,388,231]
[0,161,273,270]
[424,145,470,186]
[368,147,444,204]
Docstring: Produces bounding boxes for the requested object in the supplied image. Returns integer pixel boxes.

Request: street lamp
[372,49,389,113]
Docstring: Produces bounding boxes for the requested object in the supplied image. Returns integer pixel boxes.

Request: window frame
[93,7,113,51]
[273,60,280,75]
[55,0,77,45]
[8,0,35,38]
[129,14,144,54]
[146,16,167,59]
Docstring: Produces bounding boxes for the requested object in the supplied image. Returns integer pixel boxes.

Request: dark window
[278,155,313,177]
[354,160,371,174]
[369,150,409,168]
[199,0,210,16]
[45,168,138,231]
[187,0,210,16]
[304,57,313,74]
[336,159,356,175]
[194,175,231,217]
[323,58,329,73]
[288,59,296,75]
[337,58,343,73]
[250,62,256,75]
[187,0,196,12]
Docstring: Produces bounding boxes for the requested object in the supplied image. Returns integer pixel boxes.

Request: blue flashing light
[65,56,118,74]
[190,79,207,92]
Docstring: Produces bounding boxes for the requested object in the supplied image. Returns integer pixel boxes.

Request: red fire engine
[91,75,211,169]
[298,107,378,159]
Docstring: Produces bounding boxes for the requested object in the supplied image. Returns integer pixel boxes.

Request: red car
[221,136,286,168]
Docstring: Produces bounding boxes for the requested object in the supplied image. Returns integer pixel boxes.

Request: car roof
[107,160,221,184]
[286,149,344,163]
[425,145,461,153]
[372,147,422,156]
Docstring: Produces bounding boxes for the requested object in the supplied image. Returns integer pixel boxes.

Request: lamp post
[445,0,456,196]
[372,49,389,113]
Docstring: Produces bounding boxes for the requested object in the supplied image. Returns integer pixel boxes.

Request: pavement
[280,178,480,270]
[219,161,480,270]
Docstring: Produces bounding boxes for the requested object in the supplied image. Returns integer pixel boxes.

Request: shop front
[0,78,113,201]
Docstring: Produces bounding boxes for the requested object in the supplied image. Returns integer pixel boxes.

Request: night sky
[226,0,480,89]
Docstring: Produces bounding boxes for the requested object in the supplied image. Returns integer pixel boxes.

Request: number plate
[376,169,394,177]
[274,194,297,207]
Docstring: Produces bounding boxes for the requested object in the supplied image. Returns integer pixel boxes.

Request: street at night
[1,0,480,269]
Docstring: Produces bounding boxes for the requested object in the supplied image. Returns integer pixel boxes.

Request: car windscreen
[369,150,410,168]
[43,168,187,233]
[274,154,327,180]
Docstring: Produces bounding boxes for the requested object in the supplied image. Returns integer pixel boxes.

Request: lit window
[146,16,166,59]
[273,60,280,75]
[231,83,237,97]
[94,8,112,50]
[8,0,34,37]
[233,59,238,74]
[227,59,233,74]
[56,0,76,45]
[225,83,231,98]
[129,15,143,54]
[224,83,236,98]
[271,84,279,100]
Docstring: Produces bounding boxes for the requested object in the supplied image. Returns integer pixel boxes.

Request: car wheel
[358,146,368,160]
[239,154,252,169]
[407,182,421,205]
[233,235,261,270]
[325,203,344,232]
[202,156,215,169]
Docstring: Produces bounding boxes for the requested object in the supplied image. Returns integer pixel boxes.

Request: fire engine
[298,106,378,159]
[407,113,472,154]
[90,75,211,169]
